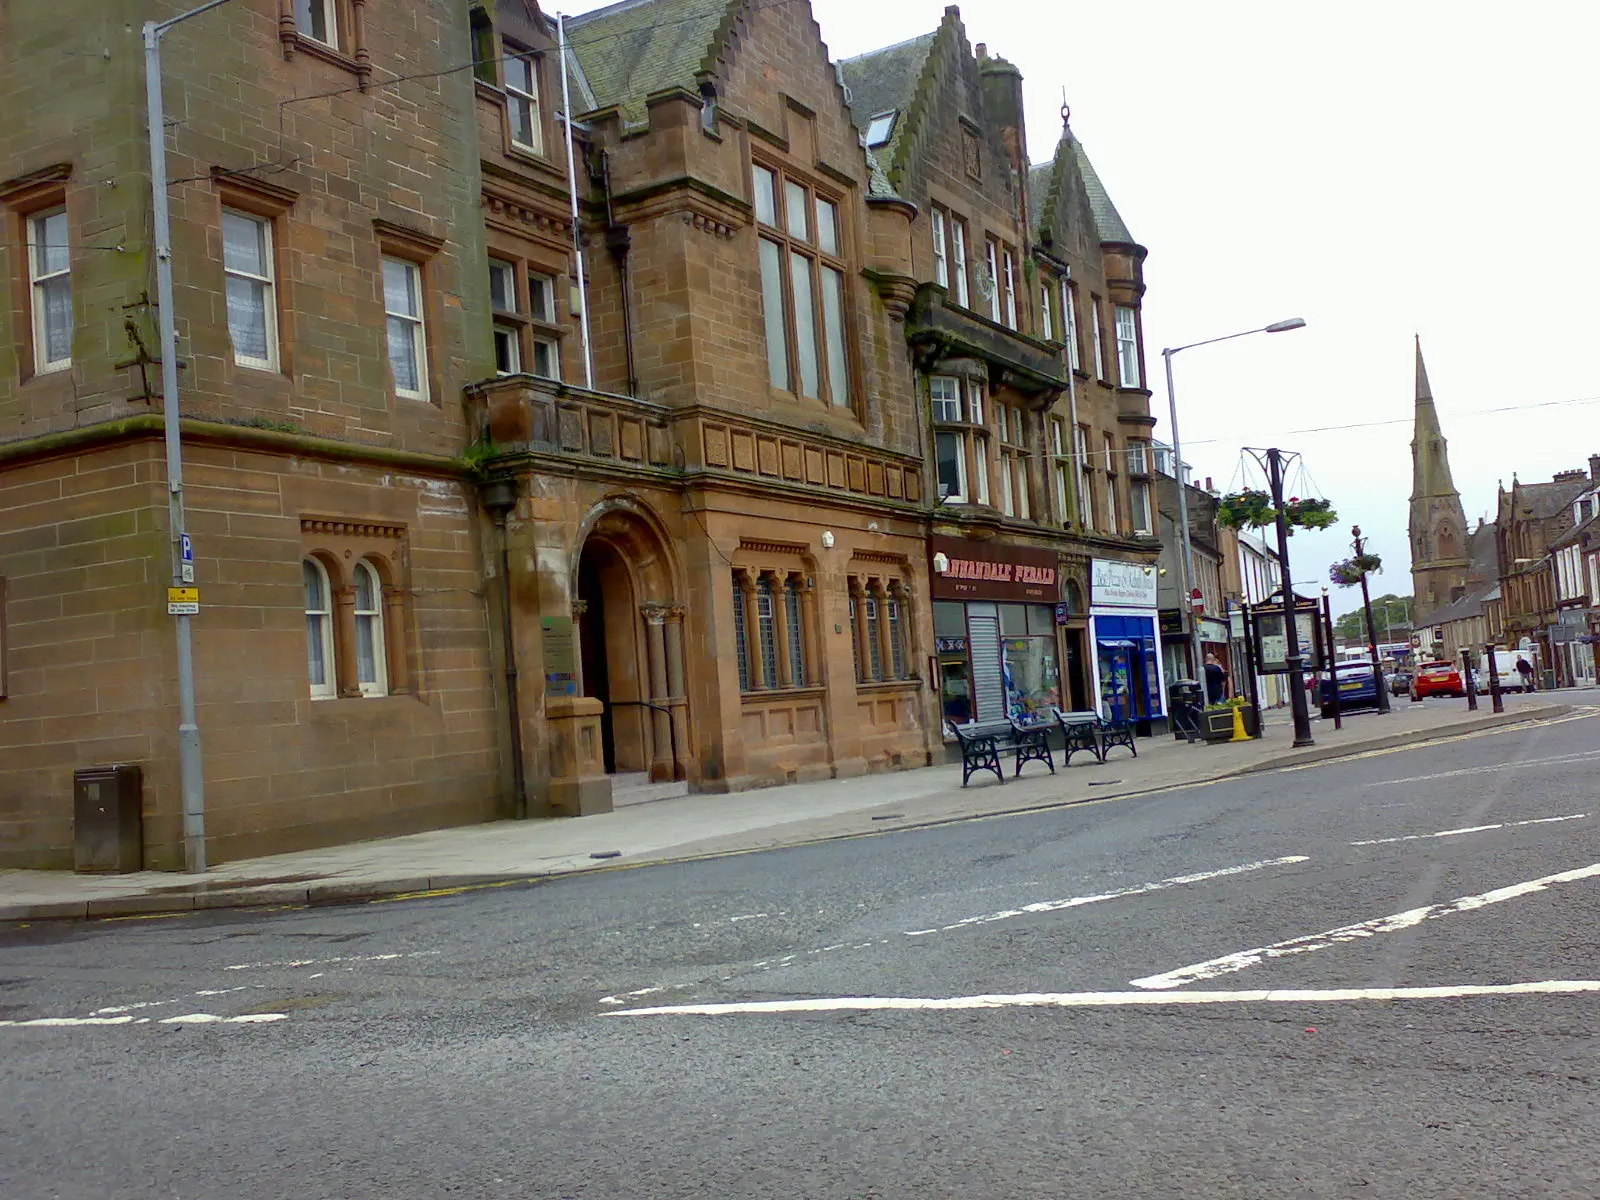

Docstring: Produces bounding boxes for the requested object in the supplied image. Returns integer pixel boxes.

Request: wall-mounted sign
[1158,609,1185,637]
[541,615,577,697]
[935,636,968,655]
[929,536,1059,602]
[1091,558,1158,610]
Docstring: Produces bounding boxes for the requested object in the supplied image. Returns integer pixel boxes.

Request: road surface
[4,709,1598,1199]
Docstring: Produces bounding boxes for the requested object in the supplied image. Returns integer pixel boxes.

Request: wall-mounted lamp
[932,552,950,575]
[821,531,835,549]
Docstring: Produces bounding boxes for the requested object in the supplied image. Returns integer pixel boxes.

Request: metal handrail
[608,699,680,778]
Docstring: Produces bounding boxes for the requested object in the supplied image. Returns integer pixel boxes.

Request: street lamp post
[1258,446,1316,748]
[1349,525,1390,713]
[1162,318,1305,686]
[145,0,236,873]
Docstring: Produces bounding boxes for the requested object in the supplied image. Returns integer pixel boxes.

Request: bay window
[931,375,990,506]
[1115,305,1141,387]
[1039,282,1054,341]
[753,162,850,407]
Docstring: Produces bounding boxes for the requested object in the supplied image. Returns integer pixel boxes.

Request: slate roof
[838,32,935,143]
[1070,128,1134,244]
[564,0,736,126]
[1509,477,1587,521]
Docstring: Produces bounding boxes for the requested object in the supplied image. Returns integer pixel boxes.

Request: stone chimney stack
[1589,453,1600,482]
[978,49,1028,234]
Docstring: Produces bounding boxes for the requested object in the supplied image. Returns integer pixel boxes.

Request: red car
[1410,660,1465,699]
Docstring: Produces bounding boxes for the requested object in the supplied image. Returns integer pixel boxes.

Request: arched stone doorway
[571,503,687,783]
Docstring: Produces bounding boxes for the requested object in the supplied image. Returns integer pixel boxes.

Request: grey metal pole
[1163,348,1204,684]
[145,0,234,874]
[556,12,594,390]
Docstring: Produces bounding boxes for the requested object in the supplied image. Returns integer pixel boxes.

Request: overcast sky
[564,0,1600,616]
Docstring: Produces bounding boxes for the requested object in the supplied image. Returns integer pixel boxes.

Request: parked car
[1411,660,1465,699]
[1319,660,1384,719]
[1389,669,1414,696]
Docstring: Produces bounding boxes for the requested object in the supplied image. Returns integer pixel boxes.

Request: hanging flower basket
[1215,488,1277,530]
[1329,552,1383,586]
[1282,496,1339,531]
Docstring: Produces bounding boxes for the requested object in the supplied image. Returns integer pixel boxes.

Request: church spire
[1409,337,1470,615]
[1410,336,1457,501]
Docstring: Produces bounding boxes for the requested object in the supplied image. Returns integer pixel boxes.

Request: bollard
[1461,649,1478,711]
[1484,643,1504,714]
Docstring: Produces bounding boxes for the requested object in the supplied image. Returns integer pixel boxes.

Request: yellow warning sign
[168,587,200,603]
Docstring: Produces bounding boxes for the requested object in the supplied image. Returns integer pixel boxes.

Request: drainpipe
[482,478,527,819]
[600,150,639,398]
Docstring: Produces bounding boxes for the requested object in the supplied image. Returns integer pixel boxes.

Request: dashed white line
[1350,814,1587,846]
[1370,751,1600,787]
[902,856,1310,937]
[1130,861,1600,990]
[605,980,1600,1017]
[222,951,438,972]
[1,1013,288,1028]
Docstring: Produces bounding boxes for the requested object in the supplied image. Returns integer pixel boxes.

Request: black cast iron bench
[949,718,1056,787]
[1051,708,1107,766]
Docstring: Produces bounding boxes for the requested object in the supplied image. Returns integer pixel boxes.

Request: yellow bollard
[1229,704,1250,742]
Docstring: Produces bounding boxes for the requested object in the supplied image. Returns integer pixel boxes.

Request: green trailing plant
[1203,696,1251,712]
[1216,489,1339,532]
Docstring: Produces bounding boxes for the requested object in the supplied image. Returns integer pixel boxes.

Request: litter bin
[1168,679,1204,741]
[1542,669,1558,692]
[73,764,144,874]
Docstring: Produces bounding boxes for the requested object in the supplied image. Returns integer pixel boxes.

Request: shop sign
[1200,617,1231,644]
[1091,558,1158,609]
[930,536,1059,602]
[935,636,968,655]
[1158,609,1185,637]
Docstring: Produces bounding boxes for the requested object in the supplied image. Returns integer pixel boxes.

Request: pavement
[1,690,1586,922]
[2,698,1598,1199]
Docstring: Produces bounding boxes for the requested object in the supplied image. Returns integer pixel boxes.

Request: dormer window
[865,111,897,147]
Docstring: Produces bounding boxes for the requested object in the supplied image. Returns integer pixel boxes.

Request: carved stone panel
[704,425,729,467]
[619,419,643,461]
[827,452,846,489]
[757,437,780,477]
[805,447,826,484]
[867,462,885,496]
[558,407,585,452]
[732,431,756,473]
[847,457,867,493]
[781,442,803,480]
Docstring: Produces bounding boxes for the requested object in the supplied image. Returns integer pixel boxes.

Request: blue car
[1319,661,1383,719]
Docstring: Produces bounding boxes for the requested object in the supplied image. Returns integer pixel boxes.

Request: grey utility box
[73,764,144,874]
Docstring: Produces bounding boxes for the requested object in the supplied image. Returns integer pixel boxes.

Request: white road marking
[902,856,1310,937]
[1370,751,1600,787]
[1350,814,1587,846]
[605,980,1600,1017]
[222,951,438,971]
[1130,861,1600,990]
[93,985,263,1015]
[1,1012,288,1028]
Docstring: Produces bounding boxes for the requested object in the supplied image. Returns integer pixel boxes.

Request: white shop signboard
[1091,558,1158,609]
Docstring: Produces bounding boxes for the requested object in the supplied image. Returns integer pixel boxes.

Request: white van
[1475,649,1530,693]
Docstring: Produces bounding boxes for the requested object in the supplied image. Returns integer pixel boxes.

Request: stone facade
[0,0,1156,869]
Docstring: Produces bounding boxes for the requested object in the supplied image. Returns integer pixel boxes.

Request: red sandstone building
[0,0,1155,870]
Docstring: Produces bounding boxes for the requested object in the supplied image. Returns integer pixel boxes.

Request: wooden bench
[1051,708,1107,766]
[949,718,1056,787]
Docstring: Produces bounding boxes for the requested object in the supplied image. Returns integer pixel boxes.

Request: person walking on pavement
[1204,653,1228,705]
[1516,655,1536,692]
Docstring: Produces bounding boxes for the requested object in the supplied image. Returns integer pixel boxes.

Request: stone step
[610,772,689,808]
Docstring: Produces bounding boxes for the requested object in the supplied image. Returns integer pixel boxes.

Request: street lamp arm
[152,0,235,36]
[1162,317,1306,358]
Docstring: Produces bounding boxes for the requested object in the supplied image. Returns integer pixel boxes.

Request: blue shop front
[1090,558,1167,736]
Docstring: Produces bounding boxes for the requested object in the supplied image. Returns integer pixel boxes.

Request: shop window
[999,602,1061,723]
[752,162,851,407]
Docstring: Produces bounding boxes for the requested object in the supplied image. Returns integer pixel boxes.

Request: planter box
[1202,705,1259,741]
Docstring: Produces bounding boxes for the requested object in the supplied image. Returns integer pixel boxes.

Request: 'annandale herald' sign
[929,536,1061,603]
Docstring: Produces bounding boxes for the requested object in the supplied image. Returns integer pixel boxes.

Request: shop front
[930,536,1065,726]
[1090,558,1166,736]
